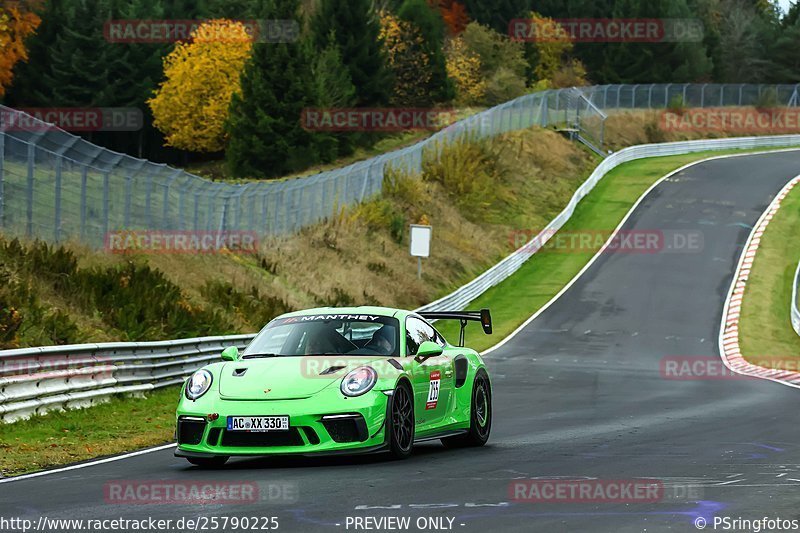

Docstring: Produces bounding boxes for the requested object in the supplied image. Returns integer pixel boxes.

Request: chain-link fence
[1,83,799,248]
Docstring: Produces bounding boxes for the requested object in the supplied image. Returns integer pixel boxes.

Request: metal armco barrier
[2,137,800,422]
[0,335,253,422]
[792,260,800,337]
[418,135,800,313]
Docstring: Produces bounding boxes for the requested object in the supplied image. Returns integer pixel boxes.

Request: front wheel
[442,370,491,448]
[186,456,229,468]
[386,381,415,459]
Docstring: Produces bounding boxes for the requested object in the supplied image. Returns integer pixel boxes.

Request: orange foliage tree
[428,0,469,35]
[148,20,253,153]
[0,1,41,97]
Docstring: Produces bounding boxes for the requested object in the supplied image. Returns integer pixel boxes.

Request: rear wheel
[387,381,414,459]
[186,456,229,468]
[442,370,491,448]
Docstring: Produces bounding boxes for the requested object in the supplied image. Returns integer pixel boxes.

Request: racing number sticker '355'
[426,371,441,410]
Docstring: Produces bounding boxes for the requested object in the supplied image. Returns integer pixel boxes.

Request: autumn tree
[379,10,434,106]
[525,13,587,89]
[0,1,41,97]
[444,36,485,104]
[461,22,527,104]
[430,0,470,35]
[149,20,253,152]
[398,0,454,102]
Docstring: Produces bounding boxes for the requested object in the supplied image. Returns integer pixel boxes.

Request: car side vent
[387,359,403,370]
[454,356,468,388]
[233,368,248,377]
[320,366,346,375]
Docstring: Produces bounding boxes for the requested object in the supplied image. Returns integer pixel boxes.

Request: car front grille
[220,428,305,447]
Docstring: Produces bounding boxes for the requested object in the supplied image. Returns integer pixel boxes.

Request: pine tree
[311,0,393,107]
[598,0,712,83]
[397,0,455,103]
[313,31,358,156]
[226,0,330,178]
[462,0,531,34]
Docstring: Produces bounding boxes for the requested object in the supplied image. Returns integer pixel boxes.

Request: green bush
[69,262,232,341]
[201,281,291,328]
[667,94,687,114]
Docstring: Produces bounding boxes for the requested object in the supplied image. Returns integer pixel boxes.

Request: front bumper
[175,389,390,458]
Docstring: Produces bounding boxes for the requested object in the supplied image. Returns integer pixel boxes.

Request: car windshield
[242,314,401,357]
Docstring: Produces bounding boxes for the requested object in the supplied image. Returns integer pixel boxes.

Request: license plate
[226,416,289,432]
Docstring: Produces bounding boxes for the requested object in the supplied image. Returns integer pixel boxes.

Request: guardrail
[418,135,800,313]
[3,135,800,422]
[0,335,253,422]
[792,260,800,337]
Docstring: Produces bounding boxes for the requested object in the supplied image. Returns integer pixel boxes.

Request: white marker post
[409,224,432,279]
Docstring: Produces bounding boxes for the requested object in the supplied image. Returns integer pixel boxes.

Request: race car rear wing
[418,308,492,347]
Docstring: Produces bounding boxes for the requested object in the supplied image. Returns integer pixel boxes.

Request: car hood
[218,355,394,400]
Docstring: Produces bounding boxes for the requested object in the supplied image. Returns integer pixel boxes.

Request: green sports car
[174,306,493,466]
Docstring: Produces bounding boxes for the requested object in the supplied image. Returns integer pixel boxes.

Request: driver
[364,326,395,354]
[304,326,340,355]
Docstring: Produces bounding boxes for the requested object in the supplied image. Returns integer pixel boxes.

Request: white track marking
[4,148,800,484]
[482,147,800,356]
[0,443,177,484]
[716,172,800,388]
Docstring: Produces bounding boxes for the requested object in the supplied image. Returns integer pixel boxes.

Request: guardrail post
[26,143,34,238]
[54,157,62,242]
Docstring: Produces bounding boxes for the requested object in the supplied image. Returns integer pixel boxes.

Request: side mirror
[416,341,443,360]
[221,346,239,361]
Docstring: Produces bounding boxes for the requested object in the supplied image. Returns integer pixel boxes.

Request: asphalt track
[4,151,800,533]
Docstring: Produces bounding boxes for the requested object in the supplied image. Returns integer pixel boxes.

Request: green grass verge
[0,387,179,477]
[437,146,800,350]
[2,144,798,478]
[738,181,800,367]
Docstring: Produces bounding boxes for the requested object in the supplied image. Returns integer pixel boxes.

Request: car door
[405,316,454,430]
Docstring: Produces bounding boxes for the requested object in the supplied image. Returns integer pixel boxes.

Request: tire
[386,381,415,459]
[442,370,491,448]
[186,456,229,468]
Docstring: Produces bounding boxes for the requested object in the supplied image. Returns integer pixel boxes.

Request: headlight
[186,370,213,400]
[340,366,377,397]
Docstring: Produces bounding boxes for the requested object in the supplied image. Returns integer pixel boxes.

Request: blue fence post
[103,171,110,240]
[26,143,34,237]
[54,157,62,242]
[124,172,133,229]
[80,166,88,240]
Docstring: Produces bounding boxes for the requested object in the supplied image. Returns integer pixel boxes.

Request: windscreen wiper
[241,353,281,359]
